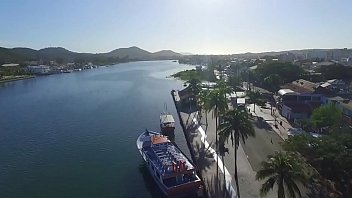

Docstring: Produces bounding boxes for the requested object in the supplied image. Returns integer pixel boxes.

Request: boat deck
[144,141,196,177]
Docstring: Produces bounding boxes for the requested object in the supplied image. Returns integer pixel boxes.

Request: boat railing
[145,129,160,135]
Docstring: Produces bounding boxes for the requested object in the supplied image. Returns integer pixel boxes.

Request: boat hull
[136,131,202,197]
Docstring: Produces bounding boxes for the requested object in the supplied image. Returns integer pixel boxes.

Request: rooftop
[281,79,317,94]
[1,63,19,67]
[278,89,296,96]
[340,101,352,111]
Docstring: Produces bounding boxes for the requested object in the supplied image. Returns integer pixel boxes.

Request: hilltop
[0,46,182,65]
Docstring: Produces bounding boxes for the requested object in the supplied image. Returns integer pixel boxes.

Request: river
[0,60,193,198]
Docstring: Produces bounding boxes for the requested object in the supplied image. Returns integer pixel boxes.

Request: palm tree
[186,77,202,97]
[205,80,231,196]
[197,90,210,126]
[218,109,255,198]
[256,152,309,198]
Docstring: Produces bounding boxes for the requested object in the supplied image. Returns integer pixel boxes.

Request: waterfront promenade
[172,90,282,197]
[0,75,34,83]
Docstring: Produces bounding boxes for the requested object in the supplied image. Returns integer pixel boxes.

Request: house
[340,101,352,127]
[281,102,320,121]
[279,79,323,104]
[316,79,350,95]
[277,79,323,121]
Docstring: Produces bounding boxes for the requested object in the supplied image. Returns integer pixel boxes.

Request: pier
[171,90,235,198]
[171,88,283,198]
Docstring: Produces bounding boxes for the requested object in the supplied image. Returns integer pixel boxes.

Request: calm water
[0,61,193,198]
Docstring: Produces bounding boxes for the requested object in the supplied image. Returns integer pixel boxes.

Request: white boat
[137,130,202,197]
[160,113,175,137]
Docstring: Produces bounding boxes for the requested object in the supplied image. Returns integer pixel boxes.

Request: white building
[1,63,19,67]
[27,65,50,74]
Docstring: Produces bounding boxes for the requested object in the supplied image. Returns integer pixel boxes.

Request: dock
[171,88,283,198]
[171,90,236,198]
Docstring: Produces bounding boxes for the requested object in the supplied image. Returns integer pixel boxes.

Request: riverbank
[171,69,216,82]
[0,75,35,83]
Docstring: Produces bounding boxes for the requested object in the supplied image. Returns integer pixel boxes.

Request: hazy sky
[0,0,351,54]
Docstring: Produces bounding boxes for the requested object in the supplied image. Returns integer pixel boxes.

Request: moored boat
[137,130,202,197]
[160,113,175,137]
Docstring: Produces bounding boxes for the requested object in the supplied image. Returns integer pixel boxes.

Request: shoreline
[0,75,35,84]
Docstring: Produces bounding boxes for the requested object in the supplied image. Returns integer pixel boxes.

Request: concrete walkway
[173,90,284,198]
[248,102,292,140]
[178,109,280,198]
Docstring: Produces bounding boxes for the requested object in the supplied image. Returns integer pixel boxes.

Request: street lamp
[189,97,193,113]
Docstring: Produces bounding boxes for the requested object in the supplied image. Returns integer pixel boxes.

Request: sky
[0,0,351,54]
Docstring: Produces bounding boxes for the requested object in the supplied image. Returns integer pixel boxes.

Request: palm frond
[260,176,277,197]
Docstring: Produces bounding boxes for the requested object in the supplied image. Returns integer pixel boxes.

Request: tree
[186,77,202,97]
[254,62,304,85]
[247,91,263,112]
[227,76,242,93]
[205,80,231,196]
[256,151,309,198]
[307,176,343,198]
[310,104,342,131]
[283,133,352,197]
[197,90,210,126]
[264,74,281,92]
[218,109,255,198]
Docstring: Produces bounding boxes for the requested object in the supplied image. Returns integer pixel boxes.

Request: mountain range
[0,46,182,65]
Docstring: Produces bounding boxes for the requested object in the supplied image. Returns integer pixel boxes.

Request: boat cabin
[141,134,201,196]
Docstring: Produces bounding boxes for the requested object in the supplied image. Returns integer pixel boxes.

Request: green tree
[256,152,309,198]
[247,91,263,112]
[264,74,281,92]
[227,76,242,93]
[197,89,212,126]
[218,109,255,198]
[186,77,202,97]
[283,132,352,197]
[254,62,304,85]
[205,80,231,196]
[310,104,342,131]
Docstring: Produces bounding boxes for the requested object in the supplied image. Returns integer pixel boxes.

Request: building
[325,96,352,127]
[316,79,350,95]
[281,102,320,121]
[1,63,19,67]
[277,79,323,121]
[278,52,296,62]
[279,79,322,103]
[27,65,50,74]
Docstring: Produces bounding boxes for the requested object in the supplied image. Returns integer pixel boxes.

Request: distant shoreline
[0,75,35,84]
